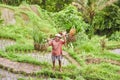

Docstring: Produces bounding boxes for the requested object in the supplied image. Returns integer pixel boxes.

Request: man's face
[55,36,60,42]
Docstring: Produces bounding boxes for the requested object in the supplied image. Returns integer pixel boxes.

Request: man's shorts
[51,55,62,61]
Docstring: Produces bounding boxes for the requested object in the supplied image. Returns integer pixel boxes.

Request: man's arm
[63,35,66,44]
[62,31,67,44]
[47,38,53,46]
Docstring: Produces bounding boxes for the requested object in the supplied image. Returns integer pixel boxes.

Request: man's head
[54,34,62,42]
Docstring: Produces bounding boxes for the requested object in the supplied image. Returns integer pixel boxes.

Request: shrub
[52,5,89,32]
[109,31,120,41]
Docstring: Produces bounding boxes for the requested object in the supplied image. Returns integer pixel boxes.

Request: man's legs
[52,60,55,70]
[58,60,62,71]
[52,55,55,70]
[52,55,62,71]
[58,55,62,71]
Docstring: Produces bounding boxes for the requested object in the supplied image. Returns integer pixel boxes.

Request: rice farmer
[48,32,66,72]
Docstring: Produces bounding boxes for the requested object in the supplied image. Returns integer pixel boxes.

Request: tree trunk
[42,0,46,9]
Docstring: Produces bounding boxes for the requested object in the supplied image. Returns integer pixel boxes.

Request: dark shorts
[51,55,62,61]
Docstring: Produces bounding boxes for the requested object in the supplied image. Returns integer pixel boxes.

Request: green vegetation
[109,31,120,41]
[0,51,49,66]
[67,36,120,80]
[106,41,120,49]
[0,0,120,80]
[52,5,89,32]
[0,51,80,79]
[80,63,120,80]
[0,0,73,12]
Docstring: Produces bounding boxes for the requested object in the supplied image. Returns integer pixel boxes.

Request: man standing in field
[48,32,66,72]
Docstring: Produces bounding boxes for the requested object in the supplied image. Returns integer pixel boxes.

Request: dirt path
[62,51,80,67]
[0,57,41,74]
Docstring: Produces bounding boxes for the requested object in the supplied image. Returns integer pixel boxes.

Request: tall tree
[73,0,118,37]
[73,0,117,24]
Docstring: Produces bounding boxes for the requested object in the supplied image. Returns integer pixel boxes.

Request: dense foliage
[109,31,120,41]
[103,2,120,32]
[73,0,120,37]
[0,0,73,12]
[52,5,89,32]
[93,1,120,36]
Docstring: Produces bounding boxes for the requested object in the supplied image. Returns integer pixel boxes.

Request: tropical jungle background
[0,0,120,80]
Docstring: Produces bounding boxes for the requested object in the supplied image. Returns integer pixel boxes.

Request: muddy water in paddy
[0,39,70,66]
[0,68,26,80]
[111,49,120,54]
[0,39,15,51]
[24,52,70,66]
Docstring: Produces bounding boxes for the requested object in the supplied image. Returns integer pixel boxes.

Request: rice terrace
[0,0,120,80]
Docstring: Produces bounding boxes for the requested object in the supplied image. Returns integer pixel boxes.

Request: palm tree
[73,0,117,24]
[72,0,117,37]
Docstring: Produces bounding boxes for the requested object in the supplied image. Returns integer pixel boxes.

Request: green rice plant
[67,48,86,66]
[75,36,101,53]
[18,78,26,80]
[66,35,120,80]
[36,69,77,79]
[63,76,72,80]
[80,63,120,80]
[75,75,85,80]
[6,41,34,52]
[33,64,80,79]
[0,24,32,40]
[95,50,120,62]
[106,41,120,49]
[0,51,50,66]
